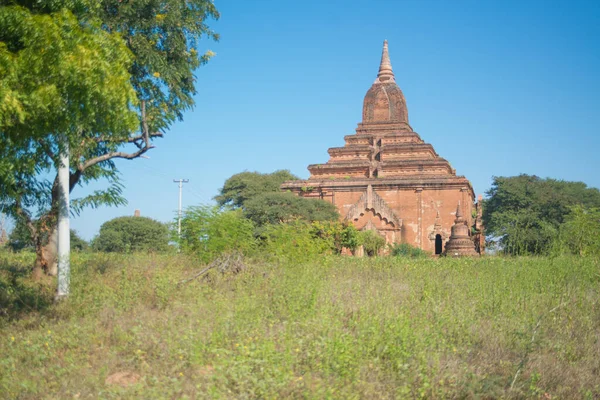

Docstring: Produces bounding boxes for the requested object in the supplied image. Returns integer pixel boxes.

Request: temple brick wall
[298,185,473,253]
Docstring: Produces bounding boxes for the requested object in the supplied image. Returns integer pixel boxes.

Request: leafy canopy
[93,216,170,253]
[0,3,138,216]
[215,170,299,209]
[483,174,600,255]
[96,0,219,132]
[0,0,219,271]
[244,192,339,227]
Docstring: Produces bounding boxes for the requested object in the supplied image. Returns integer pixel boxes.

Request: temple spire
[376,40,395,83]
[455,201,463,219]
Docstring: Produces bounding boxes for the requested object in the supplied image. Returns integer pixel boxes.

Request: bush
[6,219,35,252]
[553,205,600,256]
[70,230,89,252]
[358,230,386,256]
[258,220,330,262]
[93,216,169,253]
[179,206,256,262]
[310,221,360,254]
[391,243,429,258]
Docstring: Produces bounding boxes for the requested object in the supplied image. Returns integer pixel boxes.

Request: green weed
[0,252,598,398]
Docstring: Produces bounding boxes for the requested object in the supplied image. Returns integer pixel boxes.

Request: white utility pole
[56,142,70,299]
[173,179,189,237]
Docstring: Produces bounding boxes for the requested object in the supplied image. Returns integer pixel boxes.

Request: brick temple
[282,41,482,255]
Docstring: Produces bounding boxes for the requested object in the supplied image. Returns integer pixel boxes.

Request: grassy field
[0,251,599,399]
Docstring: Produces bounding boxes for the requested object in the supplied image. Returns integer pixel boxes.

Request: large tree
[215,170,299,209]
[244,192,339,227]
[93,216,169,253]
[0,1,219,276]
[483,174,600,255]
[215,170,339,227]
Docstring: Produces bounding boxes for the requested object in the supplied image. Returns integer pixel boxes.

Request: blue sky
[67,0,599,239]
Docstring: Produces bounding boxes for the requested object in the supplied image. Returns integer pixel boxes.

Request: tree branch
[141,100,151,148]
[39,139,56,160]
[79,145,154,171]
[69,170,82,193]
[93,131,163,144]
[82,101,163,172]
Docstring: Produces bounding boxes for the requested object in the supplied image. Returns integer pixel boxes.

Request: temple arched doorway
[435,234,443,255]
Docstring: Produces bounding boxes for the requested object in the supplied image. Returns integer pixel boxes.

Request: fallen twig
[177,252,246,286]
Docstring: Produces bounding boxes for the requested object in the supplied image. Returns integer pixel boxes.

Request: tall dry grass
[0,251,599,398]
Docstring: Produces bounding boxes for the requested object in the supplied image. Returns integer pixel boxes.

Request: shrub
[70,230,89,252]
[259,221,331,261]
[179,206,256,262]
[358,230,386,256]
[310,221,360,254]
[391,243,429,258]
[6,219,36,252]
[553,205,600,256]
[93,216,169,253]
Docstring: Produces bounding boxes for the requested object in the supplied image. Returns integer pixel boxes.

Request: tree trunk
[29,168,80,279]
[32,228,58,278]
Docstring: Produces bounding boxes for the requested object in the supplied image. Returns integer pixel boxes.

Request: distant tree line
[4,172,598,259]
[483,174,600,256]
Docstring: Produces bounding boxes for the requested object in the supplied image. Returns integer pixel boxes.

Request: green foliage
[258,221,330,262]
[95,0,219,131]
[0,1,219,267]
[0,4,138,216]
[179,206,256,262]
[1,253,599,398]
[554,205,600,256]
[391,242,429,258]
[358,230,386,256]
[257,220,358,261]
[483,174,600,255]
[7,218,86,252]
[215,170,299,209]
[7,219,36,252]
[244,192,339,226]
[310,220,360,254]
[93,216,169,253]
[69,230,88,252]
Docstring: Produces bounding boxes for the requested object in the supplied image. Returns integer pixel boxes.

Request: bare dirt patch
[105,371,141,387]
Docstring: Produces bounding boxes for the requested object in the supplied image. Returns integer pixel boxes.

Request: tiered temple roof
[282,40,479,255]
[299,41,472,192]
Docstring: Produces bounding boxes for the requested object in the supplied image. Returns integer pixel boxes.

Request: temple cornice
[283,178,475,198]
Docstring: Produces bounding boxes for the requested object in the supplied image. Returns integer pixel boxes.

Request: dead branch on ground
[177,252,245,286]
